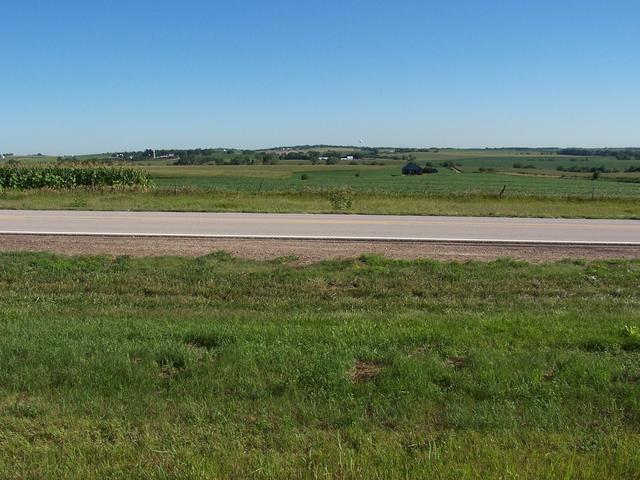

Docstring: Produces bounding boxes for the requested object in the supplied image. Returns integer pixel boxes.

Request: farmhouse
[402,162,423,175]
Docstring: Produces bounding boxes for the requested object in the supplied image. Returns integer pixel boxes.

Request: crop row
[0,166,153,189]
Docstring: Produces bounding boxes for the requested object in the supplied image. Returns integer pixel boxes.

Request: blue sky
[2,0,639,154]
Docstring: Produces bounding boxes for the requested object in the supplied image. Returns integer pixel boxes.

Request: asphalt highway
[0,210,639,244]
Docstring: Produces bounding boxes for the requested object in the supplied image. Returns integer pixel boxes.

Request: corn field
[0,166,153,189]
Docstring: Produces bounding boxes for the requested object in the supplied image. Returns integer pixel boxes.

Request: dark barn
[402,162,423,175]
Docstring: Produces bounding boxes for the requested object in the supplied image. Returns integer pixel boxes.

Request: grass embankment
[1,253,639,478]
[0,188,639,218]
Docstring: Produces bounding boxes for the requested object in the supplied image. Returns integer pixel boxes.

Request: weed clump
[155,347,187,378]
[184,332,235,350]
[328,188,353,210]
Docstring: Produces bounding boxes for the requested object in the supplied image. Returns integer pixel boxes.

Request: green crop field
[1,252,639,478]
[2,149,640,217]
[0,166,151,189]
[135,149,640,198]
[146,163,640,198]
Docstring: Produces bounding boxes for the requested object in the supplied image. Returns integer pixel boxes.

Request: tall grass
[0,165,153,189]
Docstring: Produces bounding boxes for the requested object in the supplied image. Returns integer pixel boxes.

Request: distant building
[340,155,355,161]
[402,162,423,175]
[318,156,329,161]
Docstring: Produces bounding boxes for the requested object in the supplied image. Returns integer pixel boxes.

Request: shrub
[328,188,353,210]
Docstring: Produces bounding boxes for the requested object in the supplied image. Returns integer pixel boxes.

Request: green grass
[1,252,640,478]
[1,188,639,219]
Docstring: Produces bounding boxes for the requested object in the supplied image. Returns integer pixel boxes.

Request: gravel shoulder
[2,234,640,263]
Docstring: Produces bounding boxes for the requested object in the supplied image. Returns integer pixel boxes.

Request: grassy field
[1,189,640,218]
[7,149,640,197]
[144,162,640,198]
[1,252,639,478]
[2,149,639,217]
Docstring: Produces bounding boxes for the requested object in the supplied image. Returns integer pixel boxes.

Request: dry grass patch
[349,360,386,383]
[444,356,467,369]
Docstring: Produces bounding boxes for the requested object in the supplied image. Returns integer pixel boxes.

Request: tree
[261,153,279,165]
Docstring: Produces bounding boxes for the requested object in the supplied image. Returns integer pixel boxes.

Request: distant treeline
[557,165,618,173]
[175,151,276,166]
[280,149,378,161]
[100,147,384,166]
[392,147,557,153]
[556,165,640,173]
[557,148,640,160]
[103,148,252,163]
[393,148,436,153]
[102,148,258,165]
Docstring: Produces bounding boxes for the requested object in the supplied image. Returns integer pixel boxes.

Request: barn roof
[402,162,422,170]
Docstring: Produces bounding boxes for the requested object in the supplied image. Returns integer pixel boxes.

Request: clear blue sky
[2,0,639,154]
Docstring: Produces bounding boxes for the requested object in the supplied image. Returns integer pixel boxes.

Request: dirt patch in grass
[350,360,385,383]
[626,373,640,384]
[158,366,180,379]
[444,356,467,369]
[543,369,556,381]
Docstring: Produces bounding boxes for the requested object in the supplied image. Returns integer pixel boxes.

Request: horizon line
[6,145,640,157]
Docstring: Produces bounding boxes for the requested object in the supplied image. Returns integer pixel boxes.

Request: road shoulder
[2,234,640,263]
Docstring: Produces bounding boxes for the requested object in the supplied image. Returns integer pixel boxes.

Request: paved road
[0,210,639,244]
